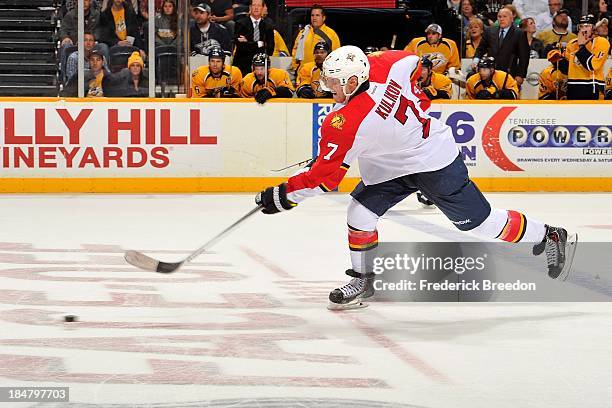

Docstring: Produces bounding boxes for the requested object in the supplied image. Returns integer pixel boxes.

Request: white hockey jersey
[286,51,459,204]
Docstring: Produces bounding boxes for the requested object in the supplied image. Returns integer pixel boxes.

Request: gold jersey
[403,37,460,73]
[239,67,294,98]
[86,71,104,98]
[191,65,243,98]
[273,30,290,57]
[418,71,453,99]
[538,65,567,100]
[565,36,610,86]
[290,24,341,71]
[466,70,519,99]
[296,62,328,98]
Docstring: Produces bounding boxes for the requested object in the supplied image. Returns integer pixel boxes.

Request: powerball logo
[483,106,612,172]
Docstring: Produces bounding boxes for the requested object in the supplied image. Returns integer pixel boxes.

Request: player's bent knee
[347,198,379,231]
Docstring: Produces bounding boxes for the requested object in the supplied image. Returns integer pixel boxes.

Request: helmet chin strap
[341,75,361,101]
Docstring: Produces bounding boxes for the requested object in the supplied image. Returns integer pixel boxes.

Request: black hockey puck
[64,315,77,322]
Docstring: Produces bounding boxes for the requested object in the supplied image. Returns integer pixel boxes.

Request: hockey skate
[416,192,436,208]
[532,225,578,281]
[328,269,375,310]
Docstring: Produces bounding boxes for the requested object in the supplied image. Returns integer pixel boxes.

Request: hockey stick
[270,158,311,172]
[125,205,262,273]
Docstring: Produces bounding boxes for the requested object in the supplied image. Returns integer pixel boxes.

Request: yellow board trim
[0,97,610,104]
[0,177,610,193]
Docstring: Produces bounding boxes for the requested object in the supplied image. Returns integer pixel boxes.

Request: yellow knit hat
[127,51,144,68]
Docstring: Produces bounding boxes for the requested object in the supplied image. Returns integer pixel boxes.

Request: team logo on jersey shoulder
[330,113,346,130]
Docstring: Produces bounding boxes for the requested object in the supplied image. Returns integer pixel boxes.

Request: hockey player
[466,57,519,100]
[191,47,242,98]
[417,56,453,100]
[296,41,332,99]
[538,48,568,100]
[239,53,294,103]
[255,47,576,308]
[565,14,610,100]
[403,24,460,74]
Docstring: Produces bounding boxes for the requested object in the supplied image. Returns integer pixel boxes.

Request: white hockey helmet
[320,45,370,96]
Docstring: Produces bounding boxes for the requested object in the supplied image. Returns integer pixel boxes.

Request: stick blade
[124,250,162,272]
[124,250,184,273]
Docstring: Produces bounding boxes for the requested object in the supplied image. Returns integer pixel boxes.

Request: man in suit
[233,0,274,77]
[474,7,530,88]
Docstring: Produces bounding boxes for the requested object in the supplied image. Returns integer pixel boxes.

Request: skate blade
[559,233,579,281]
[327,300,369,311]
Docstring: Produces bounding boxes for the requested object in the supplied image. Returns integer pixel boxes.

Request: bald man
[473,7,530,87]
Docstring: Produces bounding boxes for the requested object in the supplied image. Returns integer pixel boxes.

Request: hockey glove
[297,85,316,99]
[275,86,294,98]
[498,88,516,100]
[255,183,297,214]
[220,87,238,98]
[422,87,435,100]
[606,90,612,100]
[475,89,496,99]
[255,88,273,104]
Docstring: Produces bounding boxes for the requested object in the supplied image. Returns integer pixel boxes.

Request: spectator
[144,0,178,47]
[65,31,108,82]
[474,7,530,88]
[63,49,110,97]
[59,0,101,45]
[63,0,101,14]
[98,0,142,48]
[104,51,149,96]
[466,56,519,99]
[190,3,231,55]
[565,14,610,99]
[291,4,341,73]
[404,24,460,74]
[239,53,294,103]
[200,0,235,40]
[538,48,568,100]
[598,0,612,22]
[536,9,576,51]
[59,0,106,75]
[606,66,612,99]
[513,0,549,19]
[191,47,242,97]
[595,18,609,40]
[464,17,484,57]
[100,0,139,13]
[521,17,545,58]
[296,41,331,99]
[233,0,274,78]
[139,0,163,21]
[459,2,491,49]
[536,0,572,33]
[417,56,453,99]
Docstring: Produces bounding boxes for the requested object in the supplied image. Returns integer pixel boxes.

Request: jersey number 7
[394,95,431,139]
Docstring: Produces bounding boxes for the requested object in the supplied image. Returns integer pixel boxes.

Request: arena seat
[0,0,59,96]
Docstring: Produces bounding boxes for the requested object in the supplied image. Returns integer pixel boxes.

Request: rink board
[0,98,611,192]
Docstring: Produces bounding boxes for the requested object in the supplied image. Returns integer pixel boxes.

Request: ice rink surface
[0,192,611,408]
